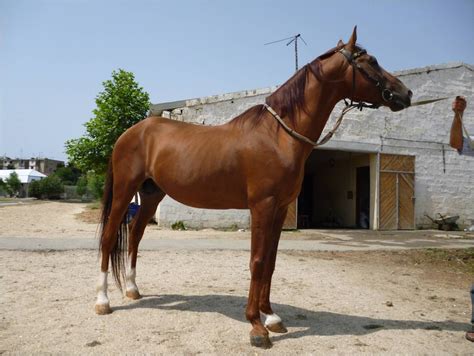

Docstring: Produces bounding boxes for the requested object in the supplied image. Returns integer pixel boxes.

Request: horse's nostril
[408,90,413,98]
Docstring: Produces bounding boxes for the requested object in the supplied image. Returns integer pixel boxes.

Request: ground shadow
[113,294,468,341]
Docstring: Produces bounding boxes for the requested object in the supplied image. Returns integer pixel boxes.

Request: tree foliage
[40,174,64,199]
[0,178,8,196]
[54,164,82,185]
[65,69,150,173]
[74,171,105,200]
[29,175,64,199]
[5,172,21,197]
[29,180,41,198]
[76,175,88,197]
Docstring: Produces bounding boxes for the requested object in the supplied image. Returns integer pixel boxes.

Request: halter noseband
[338,47,393,109]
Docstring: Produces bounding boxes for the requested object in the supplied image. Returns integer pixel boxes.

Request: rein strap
[263,103,355,147]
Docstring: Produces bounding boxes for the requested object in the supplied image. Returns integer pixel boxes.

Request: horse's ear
[347,26,357,51]
[337,39,344,47]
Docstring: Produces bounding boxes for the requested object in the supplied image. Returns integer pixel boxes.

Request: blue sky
[1,0,473,162]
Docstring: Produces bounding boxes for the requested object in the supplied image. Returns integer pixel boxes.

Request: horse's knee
[250,257,265,277]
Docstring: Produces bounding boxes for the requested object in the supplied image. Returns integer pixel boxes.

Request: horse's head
[317,27,412,112]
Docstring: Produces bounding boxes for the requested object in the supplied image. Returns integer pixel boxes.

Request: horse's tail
[99,160,128,291]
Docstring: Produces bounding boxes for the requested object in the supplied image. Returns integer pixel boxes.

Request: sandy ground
[0,201,473,354]
[1,201,472,242]
[0,201,246,240]
[0,201,98,239]
[1,249,472,355]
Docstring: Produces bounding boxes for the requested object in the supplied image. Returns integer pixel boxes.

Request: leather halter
[338,47,394,107]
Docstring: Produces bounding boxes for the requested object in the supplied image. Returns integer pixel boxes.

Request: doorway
[282,151,416,230]
[356,166,370,229]
[290,149,375,229]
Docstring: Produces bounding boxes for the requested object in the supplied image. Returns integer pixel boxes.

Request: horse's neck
[290,79,347,158]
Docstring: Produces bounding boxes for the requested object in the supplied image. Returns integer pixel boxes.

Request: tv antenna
[264,33,307,72]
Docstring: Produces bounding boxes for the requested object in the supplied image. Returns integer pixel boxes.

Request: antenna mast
[265,33,307,72]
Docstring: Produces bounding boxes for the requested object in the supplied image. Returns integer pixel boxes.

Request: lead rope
[263,103,356,147]
[264,95,452,148]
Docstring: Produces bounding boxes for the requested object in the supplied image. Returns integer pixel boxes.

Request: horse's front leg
[246,197,278,349]
[259,206,288,334]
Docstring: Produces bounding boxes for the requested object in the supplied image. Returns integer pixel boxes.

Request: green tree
[86,171,105,200]
[65,69,150,173]
[54,164,82,185]
[39,174,64,199]
[76,175,88,197]
[29,180,42,198]
[5,172,21,197]
[0,179,7,196]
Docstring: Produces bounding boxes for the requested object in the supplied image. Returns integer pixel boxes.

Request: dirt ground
[0,201,473,354]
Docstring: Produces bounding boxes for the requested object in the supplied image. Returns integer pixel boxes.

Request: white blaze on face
[96,271,109,305]
[260,312,282,326]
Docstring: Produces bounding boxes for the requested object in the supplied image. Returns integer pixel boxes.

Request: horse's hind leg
[95,167,141,315]
[126,180,165,299]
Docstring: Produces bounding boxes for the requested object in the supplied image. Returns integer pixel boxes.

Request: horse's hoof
[250,334,272,349]
[266,321,288,333]
[125,289,141,300]
[95,303,112,315]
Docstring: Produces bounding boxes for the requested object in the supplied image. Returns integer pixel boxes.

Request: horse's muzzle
[388,89,412,111]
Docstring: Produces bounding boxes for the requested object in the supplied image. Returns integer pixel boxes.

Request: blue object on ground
[127,203,140,223]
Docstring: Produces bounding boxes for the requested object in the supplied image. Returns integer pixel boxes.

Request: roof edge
[150,62,474,112]
[394,62,473,77]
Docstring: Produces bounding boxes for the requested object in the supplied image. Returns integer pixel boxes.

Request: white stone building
[149,63,474,230]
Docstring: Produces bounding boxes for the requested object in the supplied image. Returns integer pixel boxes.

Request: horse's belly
[159,181,248,209]
[153,163,248,209]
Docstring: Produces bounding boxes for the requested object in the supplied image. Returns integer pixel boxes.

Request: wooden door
[379,154,415,230]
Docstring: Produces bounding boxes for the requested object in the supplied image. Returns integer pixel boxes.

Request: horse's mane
[265,65,312,125]
[230,44,354,128]
[265,45,345,124]
[229,65,315,129]
[228,105,267,128]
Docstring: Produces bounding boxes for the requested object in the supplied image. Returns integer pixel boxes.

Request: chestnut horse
[95,27,412,348]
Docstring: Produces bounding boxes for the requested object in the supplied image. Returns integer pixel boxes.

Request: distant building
[1,157,64,175]
[0,169,47,197]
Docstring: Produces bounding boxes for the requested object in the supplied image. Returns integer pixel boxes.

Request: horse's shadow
[114,293,468,341]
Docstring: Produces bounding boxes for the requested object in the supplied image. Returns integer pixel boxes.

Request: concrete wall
[150,63,474,229]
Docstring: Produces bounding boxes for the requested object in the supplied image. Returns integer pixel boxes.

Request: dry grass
[75,201,101,224]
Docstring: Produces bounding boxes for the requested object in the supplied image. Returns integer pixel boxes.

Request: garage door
[379,154,415,230]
